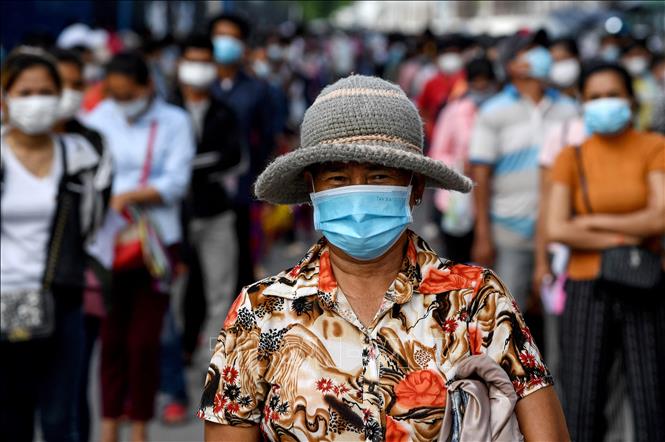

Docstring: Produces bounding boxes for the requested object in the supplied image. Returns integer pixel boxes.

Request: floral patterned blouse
[198,231,552,441]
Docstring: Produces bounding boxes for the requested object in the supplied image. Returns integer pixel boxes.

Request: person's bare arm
[515,386,570,441]
[533,167,553,294]
[471,164,495,266]
[547,182,638,250]
[204,422,260,442]
[576,172,665,237]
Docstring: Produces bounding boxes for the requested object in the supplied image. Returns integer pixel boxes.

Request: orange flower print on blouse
[394,369,447,408]
[223,292,244,330]
[407,238,417,265]
[419,263,483,295]
[468,322,483,355]
[386,416,411,442]
[318,250,337,292]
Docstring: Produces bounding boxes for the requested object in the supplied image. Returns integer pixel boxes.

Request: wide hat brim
[254,143,474,205]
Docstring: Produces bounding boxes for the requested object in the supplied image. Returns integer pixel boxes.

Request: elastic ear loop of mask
[310,175,317,194]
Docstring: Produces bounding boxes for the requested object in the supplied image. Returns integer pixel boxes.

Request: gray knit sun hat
[254,75,473,204]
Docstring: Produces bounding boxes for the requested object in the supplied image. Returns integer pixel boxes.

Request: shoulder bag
[113,120,169,279]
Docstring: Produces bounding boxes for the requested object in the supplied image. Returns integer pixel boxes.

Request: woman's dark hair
[50,48,84,71]
[465,57,495,82]
[180,33,214,53]
[105,51,151,86]
[550,37,579,58]
[1,47,62,92]
[208,13,251,41]
[578,60,635,99]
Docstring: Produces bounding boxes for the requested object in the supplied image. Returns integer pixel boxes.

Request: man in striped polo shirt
[469,30,578,310]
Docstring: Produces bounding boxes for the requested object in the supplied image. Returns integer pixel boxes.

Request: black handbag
[574,145,662,291]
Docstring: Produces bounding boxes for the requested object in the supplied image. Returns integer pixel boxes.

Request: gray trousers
[494,246,534,310]
[189,211,238,356]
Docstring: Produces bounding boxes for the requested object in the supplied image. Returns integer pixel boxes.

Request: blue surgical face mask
[584,97,632,135]
[466,87,495,106]
[601,45,621,62]
[522,46,553,80]
[213,36,244,65]
[310,184,413,261]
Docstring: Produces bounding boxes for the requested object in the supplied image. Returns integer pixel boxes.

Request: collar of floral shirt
[263,229,421,304]
[261,230,484,319]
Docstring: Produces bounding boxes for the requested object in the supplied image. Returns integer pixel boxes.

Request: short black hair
[1,47,62,92]
[50,48,84,71]
[651,54,665,70]
[621,39,649,56]
[208,13,251,41]
[579,60,635,99]
[20,32,56,51]
[179,33,214,53]
[105,51,151,86]
[550,37,579,58]
[437,34,469,52]
[465,57,495,82]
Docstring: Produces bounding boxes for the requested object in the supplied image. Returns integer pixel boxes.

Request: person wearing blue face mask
[470,29,578,315]
[199,75,570,442]
[521,45,553,81]
[548,61,665,441]
[207,13,277,297]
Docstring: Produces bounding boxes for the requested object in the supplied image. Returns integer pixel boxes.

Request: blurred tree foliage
[299,0,353,21]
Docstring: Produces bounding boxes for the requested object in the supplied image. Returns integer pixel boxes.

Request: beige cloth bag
[439,354,524,442]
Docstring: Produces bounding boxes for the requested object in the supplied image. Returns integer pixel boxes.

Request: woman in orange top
[548,61,665,441]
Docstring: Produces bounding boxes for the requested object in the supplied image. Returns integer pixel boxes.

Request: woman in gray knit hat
[199,75,569,441]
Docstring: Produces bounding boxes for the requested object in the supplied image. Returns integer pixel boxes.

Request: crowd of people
[1,8,664,442]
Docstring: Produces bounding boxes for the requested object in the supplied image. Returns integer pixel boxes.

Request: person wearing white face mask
[428,57,498,264]
[620,40,659,130]
[83,51,195,442]
[1,48,111,442]
[417,36,467,146]
[158,34,243,425]
[548,38,581,98]
[51,49,106,153]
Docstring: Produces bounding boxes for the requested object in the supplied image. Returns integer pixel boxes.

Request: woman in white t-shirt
[1,48,110,442]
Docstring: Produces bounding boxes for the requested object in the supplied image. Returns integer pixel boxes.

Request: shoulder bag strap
[561,119,570,147]
[42,137,71,291]
[140,120,159,187]
[573,144,593,214]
